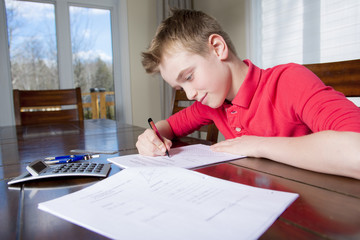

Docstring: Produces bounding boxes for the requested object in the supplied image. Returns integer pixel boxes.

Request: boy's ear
[208,34,228,60]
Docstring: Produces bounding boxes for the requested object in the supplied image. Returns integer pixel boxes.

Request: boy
[136,9,360,180]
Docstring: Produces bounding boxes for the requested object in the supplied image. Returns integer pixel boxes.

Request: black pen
[148,118,170,157]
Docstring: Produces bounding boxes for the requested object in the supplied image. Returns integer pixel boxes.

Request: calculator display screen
[31,161,47,173]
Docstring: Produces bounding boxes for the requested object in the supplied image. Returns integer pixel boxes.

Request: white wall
[194,0,247,58]
[126,0,162,128]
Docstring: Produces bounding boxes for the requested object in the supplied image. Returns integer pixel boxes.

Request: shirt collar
[231,59,262,108]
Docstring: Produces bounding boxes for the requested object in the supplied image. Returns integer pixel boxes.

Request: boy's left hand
[210,135,265,157]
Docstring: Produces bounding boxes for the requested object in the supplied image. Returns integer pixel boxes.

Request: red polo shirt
[167,60,360,139]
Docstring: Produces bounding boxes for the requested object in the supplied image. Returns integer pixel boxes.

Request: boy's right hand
[136,128,172,156]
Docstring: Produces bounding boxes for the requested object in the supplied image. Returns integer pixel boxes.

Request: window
[5,0,58,90]
[0,0,131,125]
[250,0,360,69]
[70,6,115,119]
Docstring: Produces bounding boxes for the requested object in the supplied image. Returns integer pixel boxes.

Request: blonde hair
[141,9,237,74]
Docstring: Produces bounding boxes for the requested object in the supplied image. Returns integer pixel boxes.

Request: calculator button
[36,162,111,179]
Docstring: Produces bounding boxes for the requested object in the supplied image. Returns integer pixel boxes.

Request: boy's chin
[206,101,223,109]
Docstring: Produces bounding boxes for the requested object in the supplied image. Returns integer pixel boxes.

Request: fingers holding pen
[136,129,172,156]
[136,129,159,156]
[150,132,171,156]
[149,129,171,156]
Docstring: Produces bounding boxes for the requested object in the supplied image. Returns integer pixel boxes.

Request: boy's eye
[185,74,193,81]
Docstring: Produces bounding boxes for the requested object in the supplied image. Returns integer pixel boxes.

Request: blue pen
[44,154,99,165]
[45,159,72,165]
[45,155,87,161]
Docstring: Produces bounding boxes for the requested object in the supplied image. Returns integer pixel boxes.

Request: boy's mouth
[199,93,208,104]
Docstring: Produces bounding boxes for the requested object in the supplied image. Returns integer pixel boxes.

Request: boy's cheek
[192,80,209,91]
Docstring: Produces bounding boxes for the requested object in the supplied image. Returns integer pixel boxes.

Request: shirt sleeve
[274,64,360,133]
[167,102,214,138]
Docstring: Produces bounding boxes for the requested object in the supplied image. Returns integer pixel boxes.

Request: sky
[5,0,113,63]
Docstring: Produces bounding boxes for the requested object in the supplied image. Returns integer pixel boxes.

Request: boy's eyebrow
[176,69,186,82]
[176,67,192,82]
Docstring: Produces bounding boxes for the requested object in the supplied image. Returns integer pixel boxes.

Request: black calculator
[8,160,111,185]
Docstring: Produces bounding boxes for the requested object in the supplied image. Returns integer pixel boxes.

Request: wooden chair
[172,89,219,143]
[13,87,84,125]
[303,59,360,97]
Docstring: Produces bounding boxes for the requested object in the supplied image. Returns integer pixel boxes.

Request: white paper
[39,167,298,240]
[108,144,244,169]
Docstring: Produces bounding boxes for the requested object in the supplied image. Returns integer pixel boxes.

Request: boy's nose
[184,87,197,100]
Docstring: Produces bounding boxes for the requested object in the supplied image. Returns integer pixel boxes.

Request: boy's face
[159,47,232,109]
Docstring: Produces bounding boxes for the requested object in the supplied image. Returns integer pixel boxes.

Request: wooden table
[1,119,360,239]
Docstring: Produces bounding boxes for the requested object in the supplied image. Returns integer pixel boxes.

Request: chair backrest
[13,87,84,125]
[303,59,360,97]
[172,89,219,143]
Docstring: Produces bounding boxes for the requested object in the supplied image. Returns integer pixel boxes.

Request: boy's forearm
[258,131,360,179]
[155,120,175,140]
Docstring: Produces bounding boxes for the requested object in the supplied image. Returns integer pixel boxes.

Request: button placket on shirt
[227,107,243,135]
